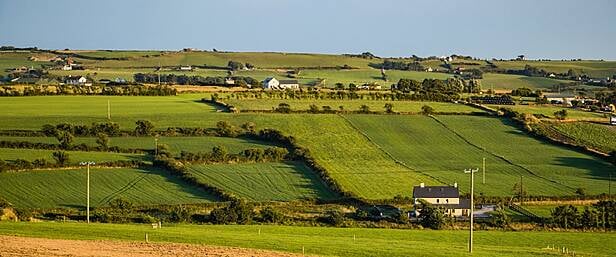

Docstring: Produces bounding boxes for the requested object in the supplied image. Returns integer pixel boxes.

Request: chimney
[454,182,458,188]
[420,183,425,188]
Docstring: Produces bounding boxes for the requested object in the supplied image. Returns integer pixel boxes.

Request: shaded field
[0,222,615,257]
[551,122,616,153]
[343,115,615,196]
[0,167,217,208]
[0,148,146,164]
[224,99,482,113]
[188,162,338,201]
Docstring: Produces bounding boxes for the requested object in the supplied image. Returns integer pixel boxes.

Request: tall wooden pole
[464,168,478,253]
[87,162,90,224]
[482,157,486,184]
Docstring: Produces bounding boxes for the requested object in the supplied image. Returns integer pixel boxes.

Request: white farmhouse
[263,78,300,90]
[413,183,470,217]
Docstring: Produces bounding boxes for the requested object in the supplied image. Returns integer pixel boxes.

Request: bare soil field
[0,235,302,257]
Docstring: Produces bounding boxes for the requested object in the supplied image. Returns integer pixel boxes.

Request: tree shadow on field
[551,156,614,182]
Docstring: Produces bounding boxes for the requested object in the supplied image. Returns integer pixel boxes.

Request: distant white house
[62,65,72,71]
[543,93,576,106]
[65,76,88,85]
[263,77,299,90]
[179,65,193,71]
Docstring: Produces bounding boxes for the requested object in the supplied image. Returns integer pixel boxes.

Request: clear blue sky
[1,0,615,59]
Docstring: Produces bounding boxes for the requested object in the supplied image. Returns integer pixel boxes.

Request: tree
[210,200,254,224]
[359,105,370,113]
[109,198,134,221]
[216,121,239,137]
[260,207,285,223]
[134,120,154,136]
[52,151,69,165]
[335,82,345,90]
[227,61,245,71]
[421,105,434,115]
[512,182,527,201]
[323,210,345,226]
[384,103,394,113]
[211,145,228,162]
[417,200,445,229]
[489,208,511,228]
[575,187,586,196]
[580,207,599,229]
[275,103,291,113]
[554,109,568,120]
[551,205,580,229]
[241,122,257,134]
[56,132,74,149]
[96,133,109,149]
[308,104,320,114]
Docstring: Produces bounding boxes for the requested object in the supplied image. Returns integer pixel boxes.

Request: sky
[1,0,615,60]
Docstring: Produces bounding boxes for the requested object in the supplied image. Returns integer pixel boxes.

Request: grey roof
[263,77,276,82]
[279,80,298,84]
[413,186,459,198]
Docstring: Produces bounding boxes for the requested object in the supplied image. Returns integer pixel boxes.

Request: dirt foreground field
[0,235,303,257]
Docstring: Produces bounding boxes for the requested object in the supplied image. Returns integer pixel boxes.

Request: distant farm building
[263,77,299,90]
[413,183,470,217]
[179,65,193,71]
[64,76,90,86]
[543,93,576,106]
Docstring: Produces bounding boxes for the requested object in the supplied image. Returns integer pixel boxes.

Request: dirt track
[0,235,302,257]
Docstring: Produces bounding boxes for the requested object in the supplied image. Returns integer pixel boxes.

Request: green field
[487,104,609,121]
[0,136,276,156]
[551,122,616,153]
[297,69,452,87]
[342,115,614,196]
[480,73,569,90]
[0,222,614,257]
[0,148,146,164]
[493,60,616,78]
[225,99,482,113]
[0,167,217,208]
[188,162,338,201]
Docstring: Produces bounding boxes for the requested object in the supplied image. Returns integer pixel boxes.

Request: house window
[446,199,449,203]
[436,199,440,203]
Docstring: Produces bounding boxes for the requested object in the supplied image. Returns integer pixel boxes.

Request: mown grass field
[480,73,569,90]
[0,148,146,164]
[551,122,616,153]
[0,167,217,208]
[188,162,338,201]
[297,69,452,87]
[224,98,482,113]
[343,115,615,196]
[0,222,614,257]
[486,104,609,121]
[0,136,276,156]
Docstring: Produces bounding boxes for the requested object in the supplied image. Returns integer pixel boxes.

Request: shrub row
[178,146,289,164]
[0,140,143,154]
[0,159,147,173]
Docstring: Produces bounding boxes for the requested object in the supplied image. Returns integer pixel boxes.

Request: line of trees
[133,73,259,87]
[178,145,289,164]
[0,85,177,96]
[549,200,616,229]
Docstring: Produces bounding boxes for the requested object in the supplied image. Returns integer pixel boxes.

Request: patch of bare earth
[0,235,302,257]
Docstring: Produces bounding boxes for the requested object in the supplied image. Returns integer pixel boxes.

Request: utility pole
[464,168,478,254]
[154,135,159,157]
[520,175,524,205]
[80,161,95,224]
[482,157,486,184]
